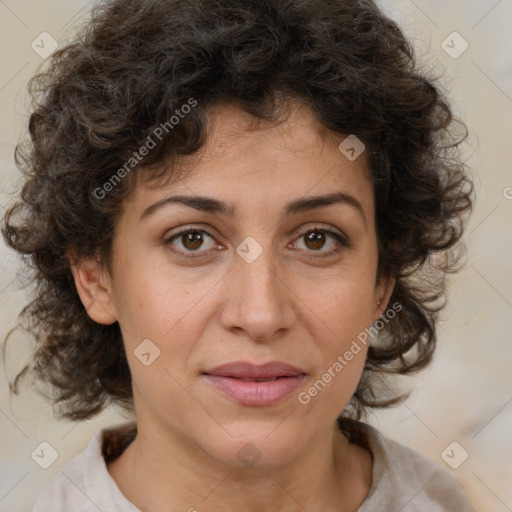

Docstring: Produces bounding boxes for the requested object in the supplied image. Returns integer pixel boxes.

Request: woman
[2,0,475,510]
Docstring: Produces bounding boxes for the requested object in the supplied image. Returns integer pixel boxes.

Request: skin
[71,101,396,512]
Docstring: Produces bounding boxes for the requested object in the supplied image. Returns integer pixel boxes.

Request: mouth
[202,361,307,405]
[235,377,283,382]
[203,360,306,379]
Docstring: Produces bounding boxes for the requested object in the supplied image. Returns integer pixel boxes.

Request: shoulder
[31,422,139,512]
[340,420,476,512]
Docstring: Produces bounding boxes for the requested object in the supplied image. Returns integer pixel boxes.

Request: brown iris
[303,231,326,250]
[181,230,204,250]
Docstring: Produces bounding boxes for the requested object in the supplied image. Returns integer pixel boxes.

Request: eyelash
[164,226,349,260]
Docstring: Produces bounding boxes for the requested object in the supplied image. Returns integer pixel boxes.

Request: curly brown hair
[2,0,473,422]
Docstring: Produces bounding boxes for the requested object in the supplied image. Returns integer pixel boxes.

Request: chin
[199,425,308,469]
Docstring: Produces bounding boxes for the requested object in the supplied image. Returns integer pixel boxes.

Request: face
[74,101,395,468]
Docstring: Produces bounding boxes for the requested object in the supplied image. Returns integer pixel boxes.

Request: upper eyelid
[166,224,346,247]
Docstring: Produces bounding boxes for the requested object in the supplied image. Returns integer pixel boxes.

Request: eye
[165,228,219,259]
[165,225,349,260]
[291,226,349,257]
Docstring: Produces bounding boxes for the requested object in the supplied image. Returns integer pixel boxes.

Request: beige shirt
[31,420,475,511]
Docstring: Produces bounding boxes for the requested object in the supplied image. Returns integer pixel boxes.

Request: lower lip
[203,374,306,406]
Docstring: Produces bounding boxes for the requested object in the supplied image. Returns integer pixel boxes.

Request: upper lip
[203,361,306,379]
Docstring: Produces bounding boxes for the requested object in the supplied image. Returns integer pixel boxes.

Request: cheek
[298,237,378,328]
[303,271,376,346]
[299,271,375,401]
[113,267,217,394]
[111,248,197,338]
[333,285,375,341]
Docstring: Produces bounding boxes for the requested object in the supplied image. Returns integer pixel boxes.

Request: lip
[204,360,306,379]
[203,361,307,406]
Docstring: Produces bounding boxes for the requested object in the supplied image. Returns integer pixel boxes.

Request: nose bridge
[240,241,279,295]
[221,233,294,340]
[236,233,284,307]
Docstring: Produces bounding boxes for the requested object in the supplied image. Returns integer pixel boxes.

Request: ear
[67,251,118,325]
[372,273,397,324]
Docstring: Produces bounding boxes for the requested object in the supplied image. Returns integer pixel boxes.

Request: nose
[219,239,296,343]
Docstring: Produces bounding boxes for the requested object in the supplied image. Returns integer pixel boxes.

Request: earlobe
[67,252,118,325]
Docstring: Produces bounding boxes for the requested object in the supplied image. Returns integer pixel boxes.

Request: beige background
[0,1,511,511]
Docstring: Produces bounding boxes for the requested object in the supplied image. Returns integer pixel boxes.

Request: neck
[107,418,373,512]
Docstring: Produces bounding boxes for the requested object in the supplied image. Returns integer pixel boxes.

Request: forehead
[127,101,374,220]
[188,101,365,170]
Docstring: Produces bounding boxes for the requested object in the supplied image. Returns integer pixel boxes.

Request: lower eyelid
[166,228,348,257]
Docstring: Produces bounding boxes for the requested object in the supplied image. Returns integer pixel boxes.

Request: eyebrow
[140,191,367,227]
